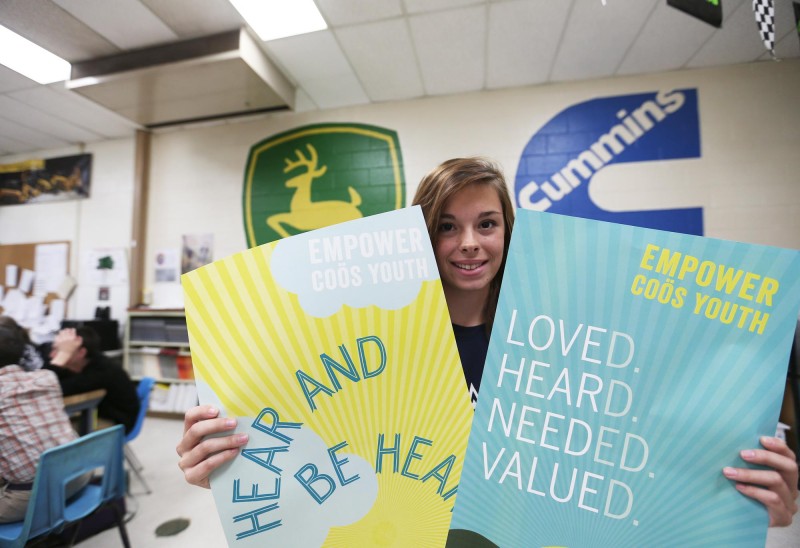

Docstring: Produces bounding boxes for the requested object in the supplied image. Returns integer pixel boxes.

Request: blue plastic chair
[0,425,130,548]
[125,376,155,494]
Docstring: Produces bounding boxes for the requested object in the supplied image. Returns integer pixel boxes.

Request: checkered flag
[752,0,776,55]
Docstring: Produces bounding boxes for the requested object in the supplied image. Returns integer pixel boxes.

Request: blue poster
[450,210,800,546]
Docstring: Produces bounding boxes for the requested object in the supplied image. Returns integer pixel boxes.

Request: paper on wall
[154,248,180,283]
[34,242,68,293]
[18,269,35,294]
[19,294,45,328]
[44,299,65,329]
[1,288,26,320]
[5,265,18,288]
[57,275,77,300]
[84,247,128,286]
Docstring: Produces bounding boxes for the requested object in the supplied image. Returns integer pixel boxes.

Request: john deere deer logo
[267,144,362,238]
[243,123,406,247]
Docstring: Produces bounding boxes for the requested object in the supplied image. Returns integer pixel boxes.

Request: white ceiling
[0,0,797,157]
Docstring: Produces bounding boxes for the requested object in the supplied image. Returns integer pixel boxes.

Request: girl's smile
[435,184,505,298]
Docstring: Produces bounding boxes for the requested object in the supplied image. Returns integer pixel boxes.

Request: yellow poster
[182,206,472,547]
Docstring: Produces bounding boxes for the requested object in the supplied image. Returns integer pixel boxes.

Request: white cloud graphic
[270,207,437,317]
[212,417,378,547]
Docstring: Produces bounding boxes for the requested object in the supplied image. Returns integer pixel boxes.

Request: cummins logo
[514,89,702,235]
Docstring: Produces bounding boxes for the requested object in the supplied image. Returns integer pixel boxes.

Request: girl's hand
[723,436,798,527]
[176,405,249,488]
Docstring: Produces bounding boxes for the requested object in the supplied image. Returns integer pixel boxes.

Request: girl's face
[434,183,506,296]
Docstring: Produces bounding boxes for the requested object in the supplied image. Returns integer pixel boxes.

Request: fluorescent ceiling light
[0,24,71,84]
[229,0,327,41]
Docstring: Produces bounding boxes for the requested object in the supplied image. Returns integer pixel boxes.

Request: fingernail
[760,436,777,446]
[741,450,756,459]
[224,418,236,428]
[236,434,249,444]
[723,467,738,478]
[207,406,218,416]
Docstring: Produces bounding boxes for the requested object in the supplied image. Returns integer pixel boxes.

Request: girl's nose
[460,230,479,252]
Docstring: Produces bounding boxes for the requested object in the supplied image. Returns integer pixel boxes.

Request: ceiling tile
[294,88,318,112]
[10,85,140,138]
[0,134,34,156]
[53,0,178,50]
[550,0,659,82]
[0,0,119,61]
[0,0,798,154]
[264,30,354,82]
[404,0,485,15]
[617,1,716,76]
[301,74,370,109]
[336,19,424,101]
[0,65,36,93]
[688,1,766,68]
[486,0,571,89]
[0,95,102,143]
[409,5,487,95]
[764,29,800,60]
[141,0,244,38]
[0,115,70,150]
[316,0,404,26]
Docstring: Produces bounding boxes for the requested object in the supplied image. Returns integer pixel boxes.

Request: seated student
[0,321,89,523]
[0,316,43,371]
[46,326,140,435]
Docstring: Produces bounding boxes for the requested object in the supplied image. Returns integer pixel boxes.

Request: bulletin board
[0,241,71,305]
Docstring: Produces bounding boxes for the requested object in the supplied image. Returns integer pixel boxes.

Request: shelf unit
[123,308,197,417]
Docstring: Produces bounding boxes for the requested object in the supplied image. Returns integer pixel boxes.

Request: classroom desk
[63,389,106,435]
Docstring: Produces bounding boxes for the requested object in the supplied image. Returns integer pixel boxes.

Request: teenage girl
[177,157,798,526]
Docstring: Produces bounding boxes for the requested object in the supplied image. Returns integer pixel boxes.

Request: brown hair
[411,157,515,331]
[0,316,26,367]
[76,326,102,358]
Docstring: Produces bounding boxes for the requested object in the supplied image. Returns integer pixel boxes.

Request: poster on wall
[181,233,213,274]
[154,249,180,283]
[242,123,405,247]
[84,247,128,286]
[0,154,91,206]
[450,210,800,547]
[182,206,472,547]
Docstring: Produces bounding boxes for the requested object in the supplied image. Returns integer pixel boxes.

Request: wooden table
[63,389,107,435]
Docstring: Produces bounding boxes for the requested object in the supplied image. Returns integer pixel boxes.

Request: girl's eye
[479,220,498,229]
[438,222,455,232]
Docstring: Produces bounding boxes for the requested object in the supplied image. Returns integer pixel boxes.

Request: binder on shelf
[165,317,190,343]
[148,383,172,412]
[170,383,198,413]
[128,353,144,377]
[158,348,179,379]
[176,354,194,380]
[136,347,162,378]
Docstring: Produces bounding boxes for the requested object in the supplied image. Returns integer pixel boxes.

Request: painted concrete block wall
[1,59,798,317]
[145,60,800,311]
[0,137,135,321]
